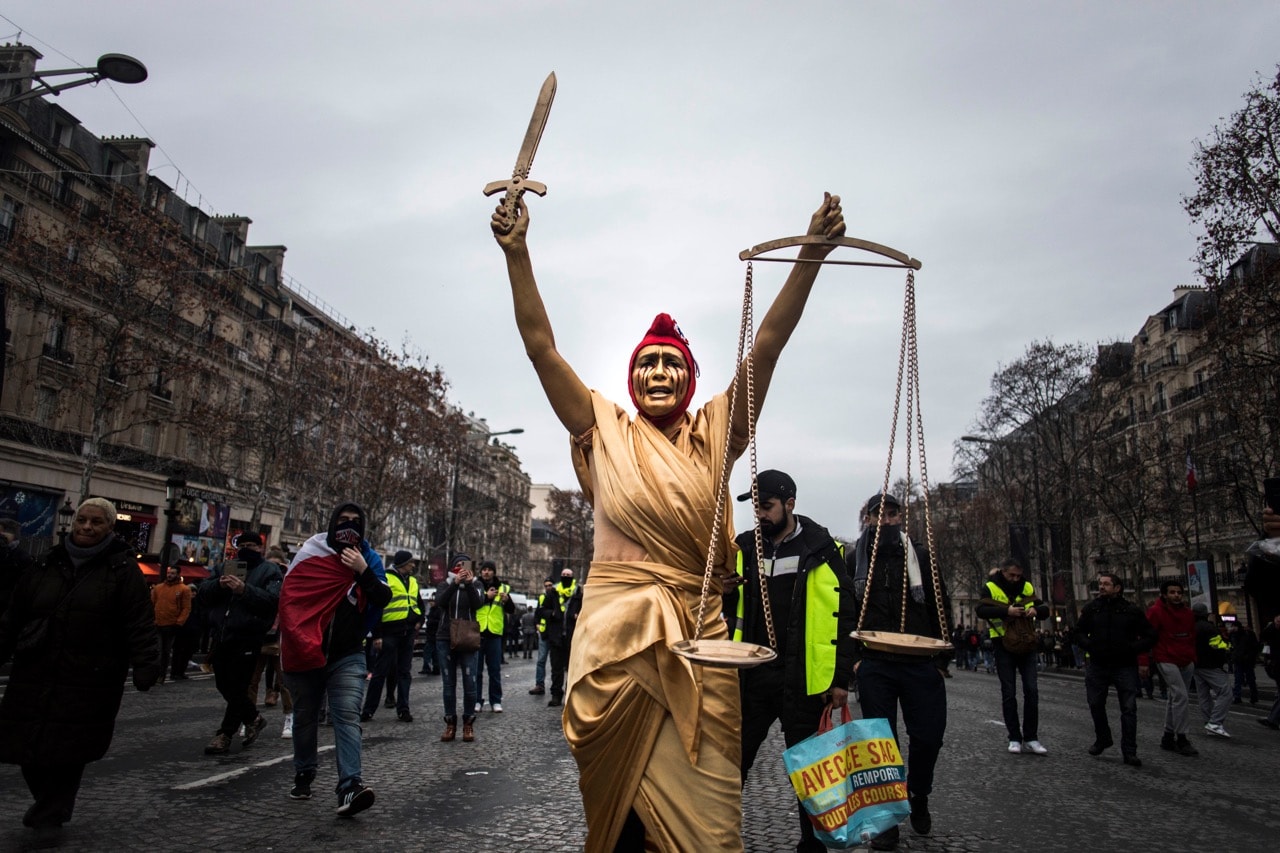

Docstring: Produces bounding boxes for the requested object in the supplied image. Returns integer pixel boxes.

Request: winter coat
[0,537,159,766]
[196,559,282,649]
[1075,594,1155,667]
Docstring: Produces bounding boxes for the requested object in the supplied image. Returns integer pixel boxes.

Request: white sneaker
[1204,723,1231,738]
[1024,740,1048,755]
[491,703,503,713]
[237,724,246,737]
[281,713,293,739]
[1008,740,1022,754]
[474,702,483,713]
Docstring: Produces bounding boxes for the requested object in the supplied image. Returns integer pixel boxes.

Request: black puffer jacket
[0,537,159,765]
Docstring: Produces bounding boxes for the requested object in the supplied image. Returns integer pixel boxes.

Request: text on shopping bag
[789,736,902,798]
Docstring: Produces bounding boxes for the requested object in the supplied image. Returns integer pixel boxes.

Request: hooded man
[493,190,846,851]
[279,502,390,817]
[1191,602,1233,738]
[197,531,283,755]
[537,565,582,708]
[851,493,951,851]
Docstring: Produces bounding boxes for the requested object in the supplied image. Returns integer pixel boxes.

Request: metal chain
[904,271,949,635]
[854,268,948,636]
[854,260,912,633]
[744,266,778,650]
[694,261,755,642]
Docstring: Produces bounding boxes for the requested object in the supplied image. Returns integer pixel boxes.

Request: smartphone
[458,559,474,573]
[1265,477,1280,513]
[224,559,248,580]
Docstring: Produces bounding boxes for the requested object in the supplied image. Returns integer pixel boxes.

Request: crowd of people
[0,187,1277,852]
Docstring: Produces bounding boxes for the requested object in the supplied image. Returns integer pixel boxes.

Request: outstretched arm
[492,199,594,436]
[728,193,845,442]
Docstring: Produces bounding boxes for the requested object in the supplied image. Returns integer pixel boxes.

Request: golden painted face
[630,344,690,419]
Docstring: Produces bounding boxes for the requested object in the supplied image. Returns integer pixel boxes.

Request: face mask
[239,549,264,569]
[332,519,363,551]
[561,576,573,587]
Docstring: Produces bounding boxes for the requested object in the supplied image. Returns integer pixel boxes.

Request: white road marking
[173,745,334,790]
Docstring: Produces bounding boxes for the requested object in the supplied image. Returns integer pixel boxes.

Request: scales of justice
[485,73,952,669]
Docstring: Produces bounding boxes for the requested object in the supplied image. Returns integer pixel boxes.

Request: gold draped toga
[567,390,743,853]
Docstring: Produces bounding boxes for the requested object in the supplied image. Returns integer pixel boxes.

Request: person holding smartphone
[196,531,283,756]
[436,555,484,743]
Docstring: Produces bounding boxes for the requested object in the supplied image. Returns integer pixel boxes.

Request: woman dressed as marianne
[492,192,844,852]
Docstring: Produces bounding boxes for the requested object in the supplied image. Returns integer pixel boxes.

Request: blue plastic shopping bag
[782,707,911,848]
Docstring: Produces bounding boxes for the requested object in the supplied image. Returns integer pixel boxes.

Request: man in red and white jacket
[1143,579,1198,756]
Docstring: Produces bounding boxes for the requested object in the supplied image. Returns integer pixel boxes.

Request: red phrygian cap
[628,313,699,429]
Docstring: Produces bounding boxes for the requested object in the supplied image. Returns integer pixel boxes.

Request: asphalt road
[0,657,1276,852]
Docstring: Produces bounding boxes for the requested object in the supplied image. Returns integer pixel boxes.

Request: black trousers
[156,625,180,679]
[363,632,414,717]
[548,642,570,699]
[213,643,261,736]
[21,762,86,827]
[740,663,829,851]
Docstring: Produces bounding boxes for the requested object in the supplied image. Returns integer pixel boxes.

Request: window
[53,121,72,148]
[36,387,59,422]
[1153,382,1167,413]
[0,196,21,243]
[1166,342,1178,366]
[139,421,157,450]
[41,313,73,364]
[151,368,171,401]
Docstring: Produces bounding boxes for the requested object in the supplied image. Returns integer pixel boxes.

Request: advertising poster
[169,493,232,570]
[1185,559,1213,613]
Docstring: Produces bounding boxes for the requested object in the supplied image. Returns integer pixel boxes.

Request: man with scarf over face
[492,192,845,852]
[197,531,283,755]
[851,493,951,851]
[279,502,390,816]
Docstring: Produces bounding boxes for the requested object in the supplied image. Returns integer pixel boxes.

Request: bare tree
[1182,65,1280,285]
[547,488,594,579]
[2,184,229,500]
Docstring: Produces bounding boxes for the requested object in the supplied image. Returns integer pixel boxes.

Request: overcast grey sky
[6,1,1278,540]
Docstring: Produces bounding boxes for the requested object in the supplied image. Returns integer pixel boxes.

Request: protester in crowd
[362,550,422,723]
[279,502,390,816]
[727,469,856,853]
[1145,579,1199,756]
[528,578,554,695]
[474,560,515,714]
[151,563,192,684]
[851,493,951,851]
[0,498,158,839]
[1227,620,1259,705]
[976,557,1049,755]
[1191,603,1233,738]
[196,531,282,755]
[0,517,35,618]
[436,554,483,743]
[1075,571,1154,767]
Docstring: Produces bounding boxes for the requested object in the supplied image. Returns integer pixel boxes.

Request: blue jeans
[436,638,478,721]
[856,657,947,798]
[1084,661,1139,756]
[475,633,504,706]
[994,640,1039,741]
[535,633,550,686]
[284,652,368,795]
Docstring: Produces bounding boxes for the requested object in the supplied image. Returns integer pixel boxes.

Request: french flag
[279,534,365,672]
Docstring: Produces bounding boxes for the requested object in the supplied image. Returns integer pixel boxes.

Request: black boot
[908,795,931,835]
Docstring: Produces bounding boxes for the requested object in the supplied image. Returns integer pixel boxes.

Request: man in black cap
[726,469,857,853]
[197,531,283,755]
[851,493,951,851]
[360,550,422,723]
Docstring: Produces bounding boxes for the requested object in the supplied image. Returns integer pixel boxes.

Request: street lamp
[57,498,74,542]
[0,52,148,107]
[160,477,185,568]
